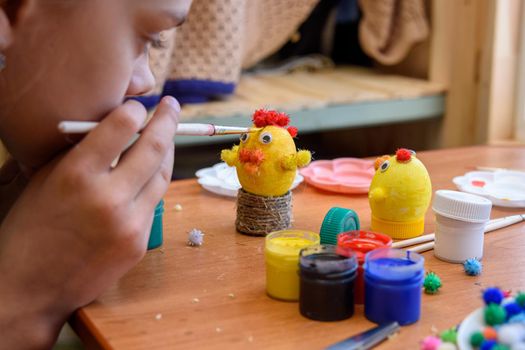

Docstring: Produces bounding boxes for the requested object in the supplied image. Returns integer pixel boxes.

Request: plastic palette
[195,162,304,198]
[299,158,375,194]
[453,170,525,208]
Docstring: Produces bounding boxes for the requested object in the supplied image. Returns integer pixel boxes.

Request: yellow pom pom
[281,154,296,171]
[296,150,312,168]
[221,145,239,166]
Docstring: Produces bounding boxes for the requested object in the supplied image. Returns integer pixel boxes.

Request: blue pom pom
[504,302,522,319]
[480,340,497,350]
[464,258,483,276]
[483,288,504,305]
[508,313,525,324]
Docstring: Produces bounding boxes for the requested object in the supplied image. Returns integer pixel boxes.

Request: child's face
[0,0,192,169]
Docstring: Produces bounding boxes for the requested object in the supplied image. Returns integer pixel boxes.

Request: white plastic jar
[433,190,492,263]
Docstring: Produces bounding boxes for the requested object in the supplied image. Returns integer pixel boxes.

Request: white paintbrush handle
[58,121,250,136]
[399,214,524,252]
[407,242,435,253]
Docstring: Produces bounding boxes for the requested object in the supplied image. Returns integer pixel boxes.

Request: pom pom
[421,335,441,350]
[470,331,485,347]
[464,258,483,276]
[424,272,442,294]
[508,313,525,324]
[296,150,312,168]
[252,109,290,128]
[437,342,457,350]
[239,148,265,165]
[498,324,525,345]
[516,292,525,308]
[480,340,497,350]
[485,304,507,326]
[484,288,505,305]
[483,327,498,340]
[287,126,298,138]
[396,148,413,162]
[440,328,458,344]
[374,155,390,171]
[502,290,512,298]
[187,228,204,247]
[504,302,522,319]
[492,345,510,350]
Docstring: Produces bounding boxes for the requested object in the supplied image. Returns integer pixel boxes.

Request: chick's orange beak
[239,148,265,175]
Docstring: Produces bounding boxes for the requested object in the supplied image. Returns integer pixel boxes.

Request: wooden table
[72,146,525,349]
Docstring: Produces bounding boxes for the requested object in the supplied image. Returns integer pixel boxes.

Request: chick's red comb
[252,109,298,137]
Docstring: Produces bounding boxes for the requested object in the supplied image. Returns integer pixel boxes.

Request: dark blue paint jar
[299,245,358,321]
[364,248,424,326]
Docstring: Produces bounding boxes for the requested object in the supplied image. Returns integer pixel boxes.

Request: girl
[0,0,192,348]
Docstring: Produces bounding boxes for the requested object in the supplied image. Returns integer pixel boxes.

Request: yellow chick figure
[221,109,311,197]
[368,148,432,239]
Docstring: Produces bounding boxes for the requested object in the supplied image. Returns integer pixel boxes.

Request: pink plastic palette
[300,158,375,194]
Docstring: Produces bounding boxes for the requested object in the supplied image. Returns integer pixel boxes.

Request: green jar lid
[320,207,360,245]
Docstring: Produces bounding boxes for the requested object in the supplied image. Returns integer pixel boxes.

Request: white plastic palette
[453,170,525,208]
[195,162,304,198]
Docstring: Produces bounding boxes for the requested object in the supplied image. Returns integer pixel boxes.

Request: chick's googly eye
[240,133,249,143]
[380,160,390,172]
[259,132,272,144]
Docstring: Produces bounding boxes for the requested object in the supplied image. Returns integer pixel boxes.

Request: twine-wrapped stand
[236,189,292,236]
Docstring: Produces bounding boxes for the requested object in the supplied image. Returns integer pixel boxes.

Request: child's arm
[0,97,179,349]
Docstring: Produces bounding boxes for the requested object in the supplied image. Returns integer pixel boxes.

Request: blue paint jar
[364,248,424,325]
[147,200,164,250]
[299,245,358,321]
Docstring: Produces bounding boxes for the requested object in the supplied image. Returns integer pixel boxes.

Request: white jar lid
[432,190,492,223]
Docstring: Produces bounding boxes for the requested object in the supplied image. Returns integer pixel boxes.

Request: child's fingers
[134,141,174,212]
[113,97,179,195]
[67,100,147,171]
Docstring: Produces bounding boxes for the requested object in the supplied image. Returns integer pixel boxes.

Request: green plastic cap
[320,207,360,245]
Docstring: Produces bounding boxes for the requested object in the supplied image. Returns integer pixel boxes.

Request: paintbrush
[58,121,258,136]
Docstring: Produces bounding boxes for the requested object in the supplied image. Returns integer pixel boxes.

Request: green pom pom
[440,328,457,344]
[424,272,442,294]
[470,331,484,347]
[516,291,525,308]
[492,345,510,350]
[484,304,507,326]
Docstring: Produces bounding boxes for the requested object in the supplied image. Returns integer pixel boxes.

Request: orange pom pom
[396,148,412,162]
[483,326,498,340]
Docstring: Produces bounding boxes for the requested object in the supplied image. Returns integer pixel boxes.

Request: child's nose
[126,55,155,97]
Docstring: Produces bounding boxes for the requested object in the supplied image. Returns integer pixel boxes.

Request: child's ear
[0,0,38,50]
[0,8,13,51]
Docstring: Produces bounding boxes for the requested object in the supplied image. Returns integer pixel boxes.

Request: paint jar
[364,248,424,325]
[265,230,320,301]
[147,200,164,250]
[337,230,392,304]
[432,190,492,263]
[299,245,358,321]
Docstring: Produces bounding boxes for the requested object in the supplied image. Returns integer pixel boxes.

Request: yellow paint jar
[265,230,320,301]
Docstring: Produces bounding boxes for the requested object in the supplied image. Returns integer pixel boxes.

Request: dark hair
[3,0,22,23]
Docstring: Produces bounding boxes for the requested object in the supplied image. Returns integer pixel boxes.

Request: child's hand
[0,97,179,348]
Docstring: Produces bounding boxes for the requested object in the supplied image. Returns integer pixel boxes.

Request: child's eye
[259,132,272,144]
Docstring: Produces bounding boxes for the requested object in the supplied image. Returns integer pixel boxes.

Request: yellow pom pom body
[369,154,432,238]
[220,145,239,167]
[233,126,310,197]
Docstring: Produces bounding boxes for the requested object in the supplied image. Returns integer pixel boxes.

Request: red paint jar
[337,230,392,304]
